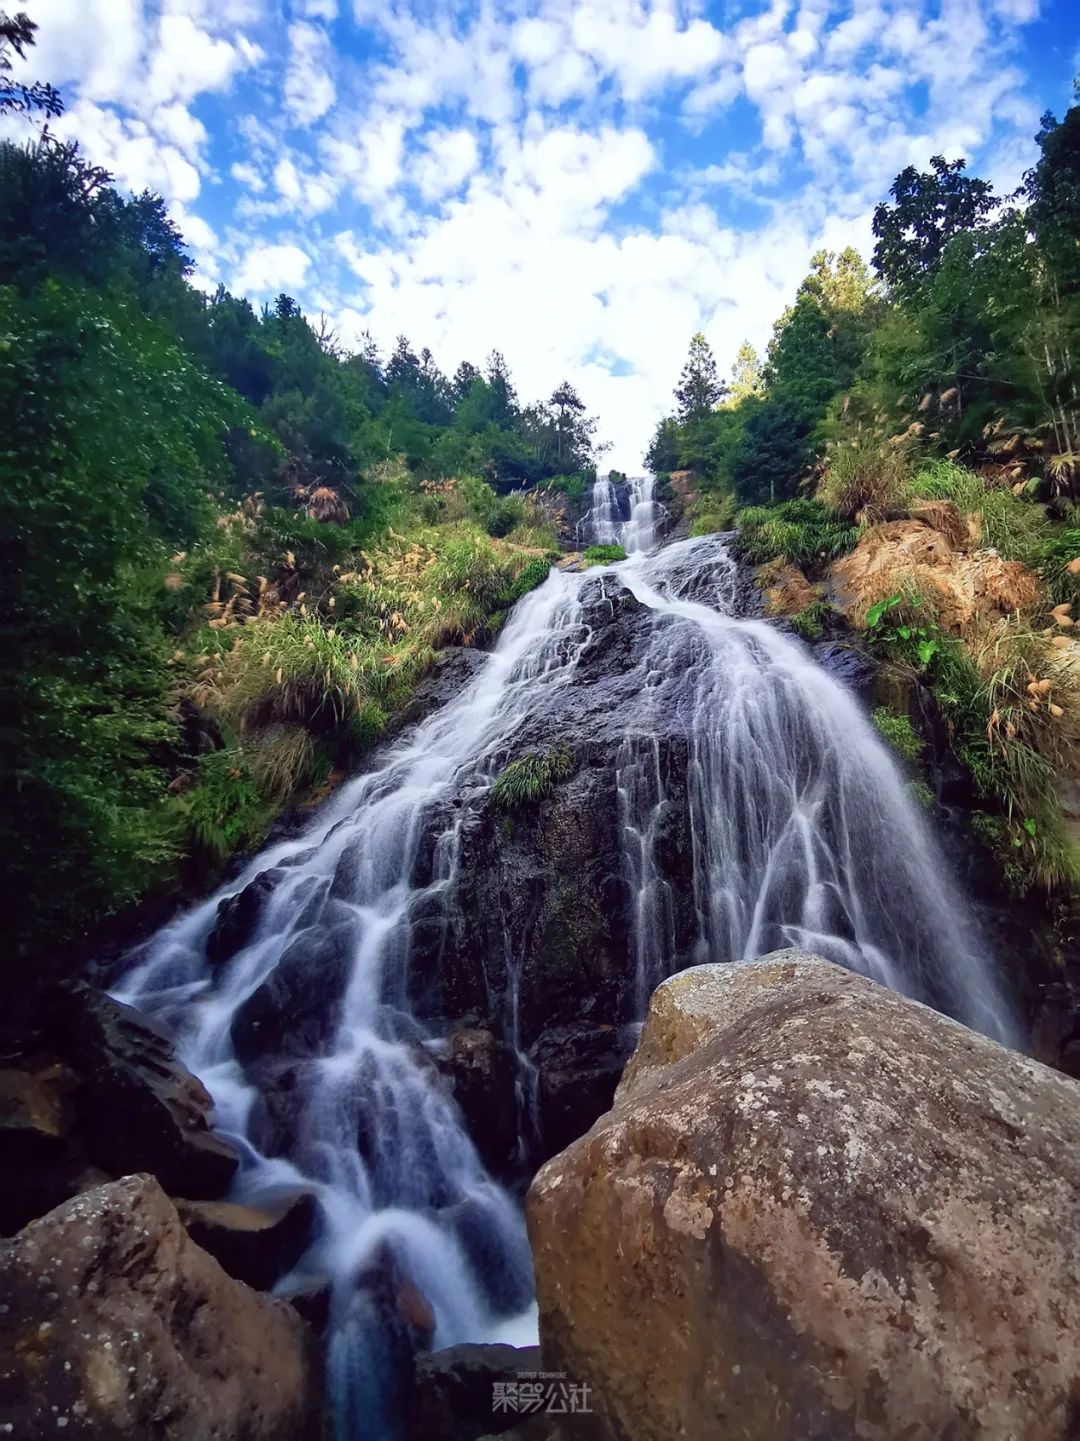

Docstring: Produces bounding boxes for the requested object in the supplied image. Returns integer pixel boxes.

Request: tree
[644,416,681,473]
[727,341,764,405]
[674,333,726,422]
[1026,95,1080,293]
[485,349,518,427]
[549,380,586,466]
[730,398,812,504]
[872,155,997,298]
[0,11,62,118]
[452,360,481,402]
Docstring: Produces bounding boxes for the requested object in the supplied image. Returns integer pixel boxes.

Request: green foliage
[863,592,942,667]
[789,599,839,640]
[540,471,591,502]
[501,555,556,605]
[491,746,574,809]
[0,276,247,964]
[871,706,925,763]
[184,749,274,863]
[689,491,738,537]
[583,543,627,565]
[736,499,858,569]
[871,155,998,299]
[908,779,936,810]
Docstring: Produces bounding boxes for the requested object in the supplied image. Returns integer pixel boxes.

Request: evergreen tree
[452,360,481,402]
[727,341,764,405]
[485,349,518,427]
[674,333,726,422]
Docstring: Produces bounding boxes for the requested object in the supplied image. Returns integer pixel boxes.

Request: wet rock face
[60,986,239,1199]
[174,1190,317,1292]
[0,986,238,1235]
[406,1342,543,1441]
[0,1174,325,1440]
[528,951,1080,1441]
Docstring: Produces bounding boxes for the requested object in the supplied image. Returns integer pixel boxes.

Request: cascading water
[581,474,620,544]
[114,527,1014,1439]
[581,472,661,551]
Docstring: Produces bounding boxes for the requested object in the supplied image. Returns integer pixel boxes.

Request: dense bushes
[0,130,579,967]
[735,499,858,569]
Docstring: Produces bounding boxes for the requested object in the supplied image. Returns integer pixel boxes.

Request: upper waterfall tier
[581,473,660,552]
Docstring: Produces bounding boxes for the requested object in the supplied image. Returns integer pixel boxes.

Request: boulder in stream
[528,949,1080,1441]
[0,1173,325,1439]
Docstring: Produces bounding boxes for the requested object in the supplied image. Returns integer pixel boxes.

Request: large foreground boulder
[0,1174,325,1439]
[528,950,1080,1441]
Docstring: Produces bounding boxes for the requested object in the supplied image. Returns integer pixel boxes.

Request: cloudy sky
[13,0,1079,470]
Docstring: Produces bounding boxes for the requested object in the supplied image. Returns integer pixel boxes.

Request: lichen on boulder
[528,949,1080,1441]
[0,1174,325,1439]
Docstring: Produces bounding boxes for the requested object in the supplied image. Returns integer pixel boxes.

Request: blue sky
[13,0,1080,469]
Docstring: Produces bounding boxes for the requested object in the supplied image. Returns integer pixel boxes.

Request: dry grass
[818,437,910,521]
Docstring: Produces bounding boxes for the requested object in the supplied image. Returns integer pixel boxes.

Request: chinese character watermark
[492,1373,592,1416]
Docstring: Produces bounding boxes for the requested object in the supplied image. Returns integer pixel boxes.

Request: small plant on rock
[789,599,840,641]
[871,706,925,763]
[583,543,627,565]
[491,746,574,808]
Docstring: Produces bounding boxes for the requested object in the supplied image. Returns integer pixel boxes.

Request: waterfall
[583,474,620,544]
[582,472,660,552]
[114,532,1013,1438]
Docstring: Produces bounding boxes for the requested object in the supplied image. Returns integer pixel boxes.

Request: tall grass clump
[736,498,858,570]
[929,620,1080,889]
[819,438,909,520]
[491,746,574,808]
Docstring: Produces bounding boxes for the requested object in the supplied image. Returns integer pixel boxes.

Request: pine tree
[727,341,763,405]
[674,333,726,422]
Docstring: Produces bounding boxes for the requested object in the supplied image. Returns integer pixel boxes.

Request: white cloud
[410,128,481,201]
[231,160,267,192]
[233,241,313,294]
[26,0,1055,469]
[144,14,257,107]
[285,21,336,128]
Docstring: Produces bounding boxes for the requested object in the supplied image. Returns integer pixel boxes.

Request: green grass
[689,491,738,536]
[491,746,574,808]
[789,599,839,641]
[736,498,858,570]
[871,706,925,763]
[583,543,627,565]
[501,555,556,605]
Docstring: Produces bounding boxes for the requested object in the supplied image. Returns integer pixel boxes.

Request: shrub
[583,543,627,565]
[926,621,1080,889]
[736,498,858,570]
[541,472,590,502]
[689,492,738,536]
[491,746,574,808]
[205,614,372,735]
[871,706,925,763]
[183,748,274,863]
[501,555,555,606]
[789,599,839,641]
[244,724,327,802]
[819,439,909,520]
